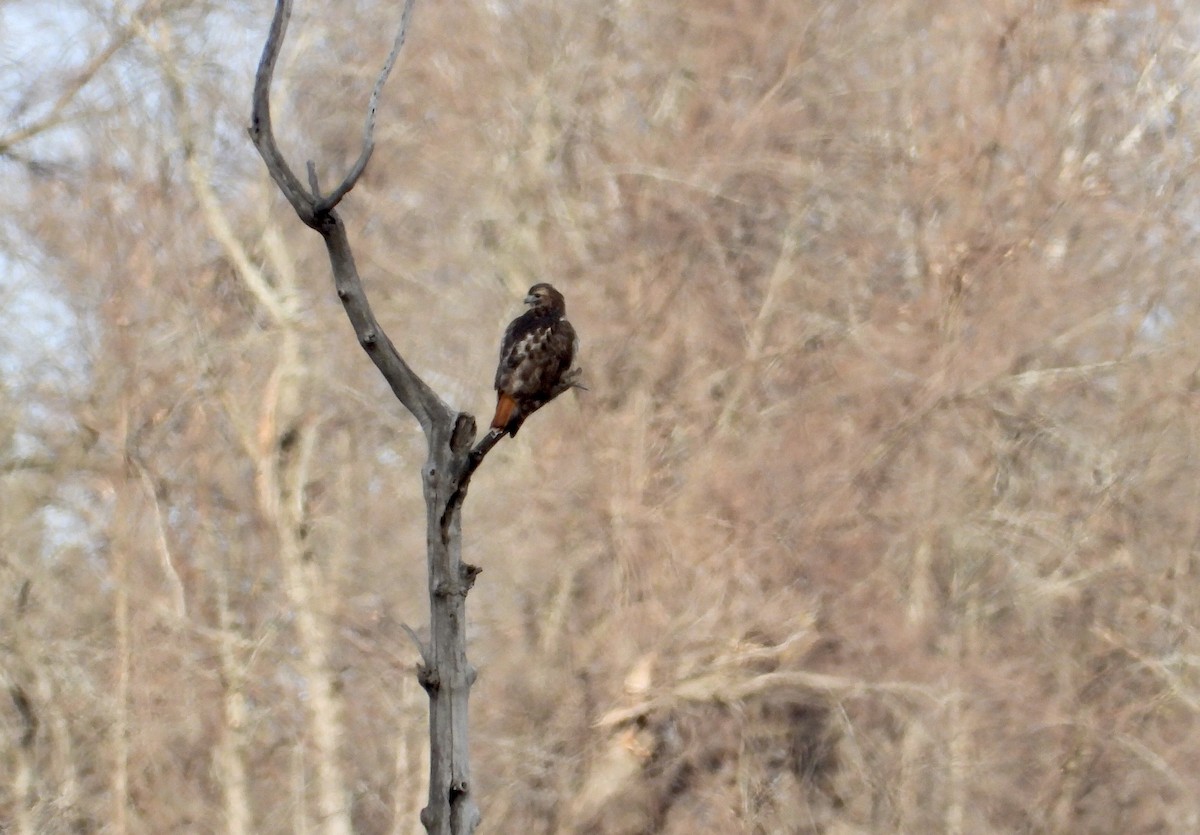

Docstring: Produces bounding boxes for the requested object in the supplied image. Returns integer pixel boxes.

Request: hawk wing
[493,314,526,391]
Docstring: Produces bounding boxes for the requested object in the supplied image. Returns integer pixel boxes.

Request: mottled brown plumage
[491,283,577,437]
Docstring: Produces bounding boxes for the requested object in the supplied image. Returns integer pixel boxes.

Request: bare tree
[248,2,576,832]
[11,1,1200,832]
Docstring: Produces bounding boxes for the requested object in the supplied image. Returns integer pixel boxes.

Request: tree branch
[249,0,453,440]
[0,1,144,156]
[315,0,416,214]
[597,670,937,729]
[248,0,313,223]
[462,368,584,480]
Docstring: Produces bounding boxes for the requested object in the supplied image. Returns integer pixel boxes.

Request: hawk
[490,283,577,437]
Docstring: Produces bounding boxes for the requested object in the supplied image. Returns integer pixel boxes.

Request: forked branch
[250,0,415,218]
[248,0,450,439]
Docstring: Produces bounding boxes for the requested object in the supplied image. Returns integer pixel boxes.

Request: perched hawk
[490,283,577,437]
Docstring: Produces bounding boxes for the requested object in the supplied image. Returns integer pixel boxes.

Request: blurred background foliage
[4,0,1200,832]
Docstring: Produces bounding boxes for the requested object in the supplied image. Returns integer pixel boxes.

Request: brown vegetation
[4,0,1200,832]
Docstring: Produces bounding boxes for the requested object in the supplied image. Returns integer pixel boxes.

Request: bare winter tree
[249,2,576,833]
[14,0,1200,832]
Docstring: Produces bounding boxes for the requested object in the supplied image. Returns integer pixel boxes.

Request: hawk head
[525,283,567,316]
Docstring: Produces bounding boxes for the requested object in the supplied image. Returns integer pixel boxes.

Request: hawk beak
[524,294,538,305]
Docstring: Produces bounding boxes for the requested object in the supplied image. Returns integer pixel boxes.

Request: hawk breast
[497,317,574,398]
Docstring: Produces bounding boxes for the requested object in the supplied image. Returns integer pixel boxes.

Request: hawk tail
[490,392,522,436]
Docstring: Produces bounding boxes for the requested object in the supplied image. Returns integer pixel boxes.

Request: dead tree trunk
[251,4,579,829]
[249,2,486,831]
